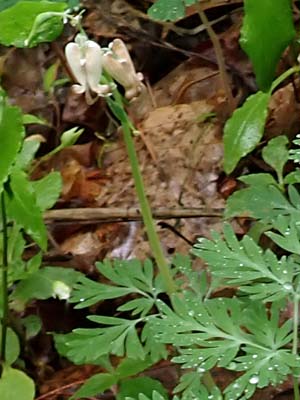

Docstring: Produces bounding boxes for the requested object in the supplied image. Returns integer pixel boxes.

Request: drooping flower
[102,38,144,101]
[65,33,111,104]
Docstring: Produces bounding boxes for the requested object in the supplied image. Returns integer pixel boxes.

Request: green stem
[0,192,8,363]
[271,66,300,92]
[120,118,176,295]
[292,295,300,400]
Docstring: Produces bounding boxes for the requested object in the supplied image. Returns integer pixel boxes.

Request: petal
[102,53,131,87]
[110,39,136,76]
[93,84,113,96]
[65,42,87,87]
[72,84,86,94]
[84,41,103,93]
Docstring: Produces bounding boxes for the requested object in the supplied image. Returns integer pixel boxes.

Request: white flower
[102,39,144,100]
[52,281,71,300]
[65,33,111,104]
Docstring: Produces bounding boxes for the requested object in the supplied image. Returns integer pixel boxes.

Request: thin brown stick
[35,379,86,400]
[194,1,235,112]
[44,207,224,224]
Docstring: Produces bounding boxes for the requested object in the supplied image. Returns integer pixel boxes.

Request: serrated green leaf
[117,377,168,400]
[71,373,117,400]
[6,169,47,249]
[240,0,295,91]
[0,103,24,188]
[0,1,66,47]
[0,366,35,400]
[32,171,62,210]
[262,136,289,184]
[224,91,270,174]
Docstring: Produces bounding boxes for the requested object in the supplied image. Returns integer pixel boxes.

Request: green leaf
[265,215,300,254]
[125,392,171,400]
[15,140,40,170]
[151,295,297,399]
[0,103,24,188]
[0,327,20,365]
[22,114,50,126]
[61,316,146,364]
[148,0,185,21]
[22,315,42,339]
[71,259,161,310]
[6,169,47,249]
[284,169,300,184]
[32,171,62,210]
[0,1,66,47]
[12,266,82,307]
[0,366,35,400]
[224,91,270,174]
[192,223,297,302]
[240,0,295,91]
[0,0,69,12]
[262,136,289,184]
[71,373,117,400]
[116,357,154,379]
[225,177,292,220]
[117,377,168,400]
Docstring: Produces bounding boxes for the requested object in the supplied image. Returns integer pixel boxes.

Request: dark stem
[0,191,8,363]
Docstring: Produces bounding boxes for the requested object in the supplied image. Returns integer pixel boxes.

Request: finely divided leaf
[71,373,117,400]
[240,0,295,91]
[224,91,270,174]
[193,224,297,302]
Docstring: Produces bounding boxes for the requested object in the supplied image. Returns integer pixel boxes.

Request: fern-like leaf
[192,223,298,302]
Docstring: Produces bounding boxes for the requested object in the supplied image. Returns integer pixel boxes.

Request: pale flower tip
[72,84,86,94]
[137,72,144,81]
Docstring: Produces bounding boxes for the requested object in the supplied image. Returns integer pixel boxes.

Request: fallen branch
[44,207,224,224]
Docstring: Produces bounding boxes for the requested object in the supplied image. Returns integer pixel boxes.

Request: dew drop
[283,283,293,291]
[249,375,259,385]
[252,354,258,359]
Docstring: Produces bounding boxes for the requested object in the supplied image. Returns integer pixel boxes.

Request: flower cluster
[65,34,144,104]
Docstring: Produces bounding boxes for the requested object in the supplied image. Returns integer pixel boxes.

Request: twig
[44,207,224,224]
[194,1,235,112]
